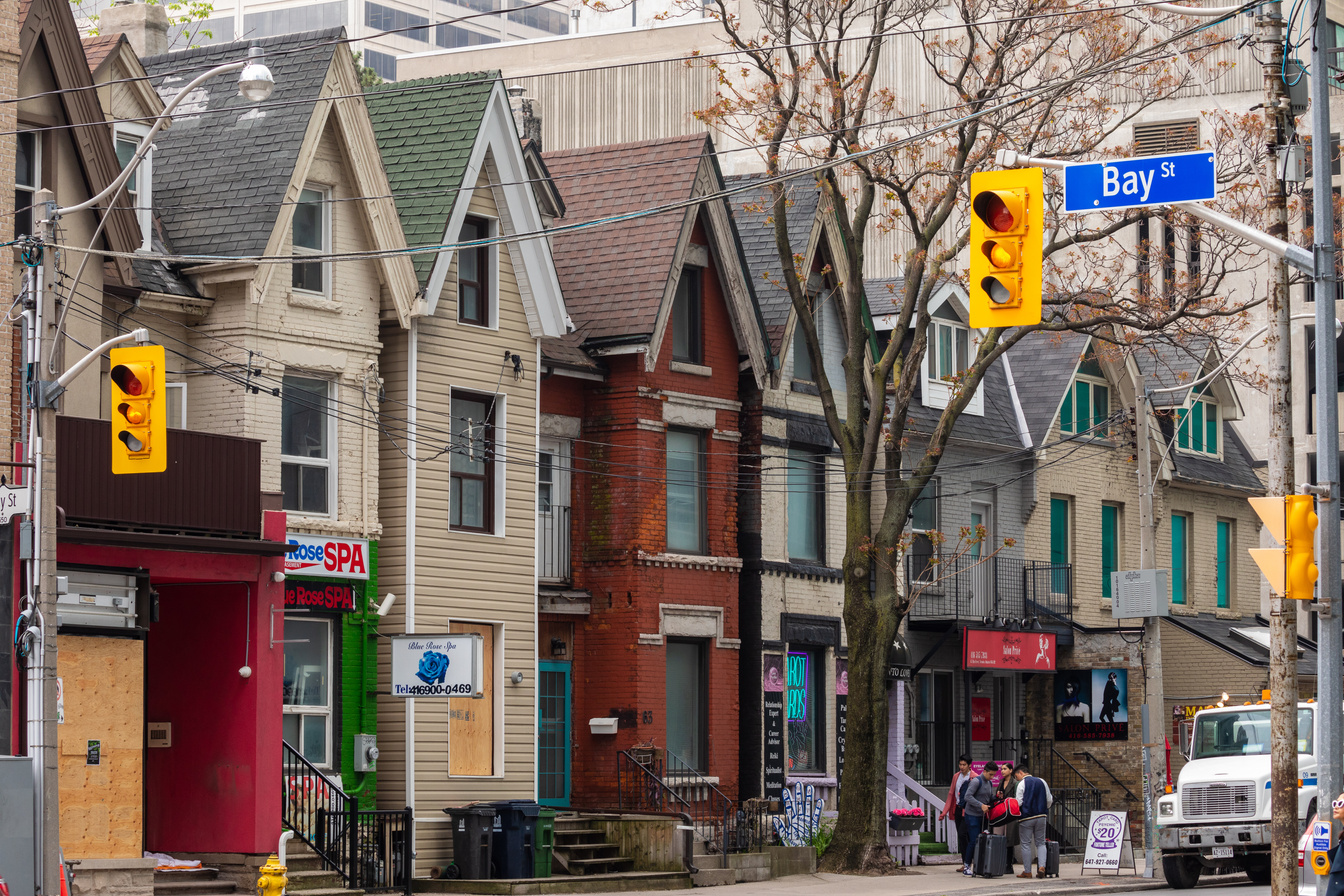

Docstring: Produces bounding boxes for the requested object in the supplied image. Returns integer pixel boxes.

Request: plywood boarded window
[449,621,495,775]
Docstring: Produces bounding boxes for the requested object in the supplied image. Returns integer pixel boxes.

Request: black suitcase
[1043,839,1060,878]
[974,831,1008,878]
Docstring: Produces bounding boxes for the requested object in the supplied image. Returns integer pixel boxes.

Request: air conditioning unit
[1110,569,1170,619]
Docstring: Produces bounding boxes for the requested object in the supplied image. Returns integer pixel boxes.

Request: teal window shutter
[1171,514,1188,604]
[1216,520,1230,608]
[1102,505,1118,598]
[1051,497,1071,594]
[1060,383,1074,433]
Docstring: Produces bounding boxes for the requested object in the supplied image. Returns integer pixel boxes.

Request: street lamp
[25,46,275,896]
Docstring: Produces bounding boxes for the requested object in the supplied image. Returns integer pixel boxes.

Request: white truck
[1156,701,1317,889]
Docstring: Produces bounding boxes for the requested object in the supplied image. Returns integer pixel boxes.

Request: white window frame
[1059,374,1112,438]
[15,130,41,239]
[292,184,331,299]
[280,375,337,519]
[1175,394,1222,460]
[456,214,499,331]
[165,381,187,429]
[449,388,506,537]
[282,616,333,768]
[921,306,983,416]
[114,124,152,250]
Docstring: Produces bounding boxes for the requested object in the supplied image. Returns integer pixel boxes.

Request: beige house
[367,72,568,869]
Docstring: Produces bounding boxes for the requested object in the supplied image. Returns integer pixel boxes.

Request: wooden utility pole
[1135,373,1163,879]
[1259,3,1300,894]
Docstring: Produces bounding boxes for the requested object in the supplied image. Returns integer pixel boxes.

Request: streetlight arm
[55,328,149,390]
[55,58,248,218]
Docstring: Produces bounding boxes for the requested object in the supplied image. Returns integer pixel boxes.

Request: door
[538,660,571,805]
[915,670,956,785]
[969,501,993,619]
[538,438,571,581]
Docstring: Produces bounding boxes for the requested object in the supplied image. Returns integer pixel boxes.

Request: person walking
[962,761,998,876]
[1013,762,1054,878]
[993,762,1017,874]
[940,755,973,874]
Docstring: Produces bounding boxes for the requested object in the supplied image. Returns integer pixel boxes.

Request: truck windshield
[1191,708,1313,758]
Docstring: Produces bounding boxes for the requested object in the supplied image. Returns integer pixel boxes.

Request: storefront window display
[283,617,333,766]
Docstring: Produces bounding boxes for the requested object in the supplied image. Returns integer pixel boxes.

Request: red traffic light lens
[111,365,145,396]
[974,192,1017,232]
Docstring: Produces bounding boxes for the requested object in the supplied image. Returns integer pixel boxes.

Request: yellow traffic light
[968,168,1044,329]
[109,344,166,474]
[1286,494,1318,601]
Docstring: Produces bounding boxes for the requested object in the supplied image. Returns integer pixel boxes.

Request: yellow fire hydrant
[256,854,288,896]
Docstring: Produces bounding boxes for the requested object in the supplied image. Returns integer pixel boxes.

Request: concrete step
[153,882,238,896]
[564,857,635,876]
[154,871,219,883]
[689,868,735,888]
[691,854,723,870]
[285,869,346,891]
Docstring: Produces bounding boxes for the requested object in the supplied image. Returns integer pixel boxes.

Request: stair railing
[663,748,739,860]
[283,740,413,894]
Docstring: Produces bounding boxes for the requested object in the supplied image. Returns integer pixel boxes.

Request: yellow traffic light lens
[985,242,1016,269]
[111,365,146,396]
[118,402,145,425]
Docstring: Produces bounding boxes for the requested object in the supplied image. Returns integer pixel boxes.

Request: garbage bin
[533,808,557,878]
[444,806,495,880]
[488,800,541,879]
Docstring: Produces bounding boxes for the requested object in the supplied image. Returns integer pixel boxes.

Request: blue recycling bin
[488,800,541,879]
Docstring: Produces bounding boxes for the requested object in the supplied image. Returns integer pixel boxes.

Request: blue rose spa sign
[390,633,484,698]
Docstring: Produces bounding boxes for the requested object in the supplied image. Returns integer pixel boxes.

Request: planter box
[888,817,925,833]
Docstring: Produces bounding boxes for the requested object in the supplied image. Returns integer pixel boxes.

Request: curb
[942,881,1169,896]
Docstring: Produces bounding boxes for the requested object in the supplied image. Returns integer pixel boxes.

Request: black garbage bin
[488,800,541,879]
[444,806,495,879]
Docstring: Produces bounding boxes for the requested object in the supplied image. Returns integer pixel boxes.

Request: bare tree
[696,0,1268,869]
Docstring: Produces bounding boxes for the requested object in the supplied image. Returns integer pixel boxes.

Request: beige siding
[376,162,540,870]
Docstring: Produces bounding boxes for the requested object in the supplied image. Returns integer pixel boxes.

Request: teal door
[538,661,571,806]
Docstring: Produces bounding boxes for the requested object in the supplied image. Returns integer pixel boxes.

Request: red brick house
[535,134,772,808]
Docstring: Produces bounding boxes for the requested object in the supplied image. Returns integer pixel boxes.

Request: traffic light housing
[109,344,166,474]
[968,168,1044,329]
[1248,494,1318,600]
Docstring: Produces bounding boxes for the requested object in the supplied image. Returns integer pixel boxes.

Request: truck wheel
[1244,859,1271,885]
[1162,855,1202,890]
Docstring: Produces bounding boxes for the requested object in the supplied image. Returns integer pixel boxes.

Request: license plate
[1207,846,1234,859]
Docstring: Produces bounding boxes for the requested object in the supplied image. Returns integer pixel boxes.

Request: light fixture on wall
[511,671,525,685]
[550,637,568,658]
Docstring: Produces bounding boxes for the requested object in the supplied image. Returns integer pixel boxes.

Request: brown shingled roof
[543,134,710,345]
[82,33,124,75]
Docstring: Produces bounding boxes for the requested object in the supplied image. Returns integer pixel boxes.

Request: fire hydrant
[256,855,287,896]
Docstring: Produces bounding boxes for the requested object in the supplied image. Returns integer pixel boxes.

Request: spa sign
[390,633,483,698]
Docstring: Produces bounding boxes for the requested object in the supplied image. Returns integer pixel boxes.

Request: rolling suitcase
[1043,839,1060,878]
[973,831,1008,878]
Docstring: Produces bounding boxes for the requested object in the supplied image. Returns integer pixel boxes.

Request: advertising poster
[1082,810,1134,871]
[970,697,991,742]
[1055,669,1128,741]
[835,658,848,784]
[763,655,785,799]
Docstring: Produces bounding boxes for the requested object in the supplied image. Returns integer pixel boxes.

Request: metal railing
[538,504,571,580]
[905,553,1073,626]
[282,740,412,893]
[911,721,967,787]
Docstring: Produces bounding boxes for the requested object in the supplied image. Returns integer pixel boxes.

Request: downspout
[405,317,418,817]
[362,365,371,539]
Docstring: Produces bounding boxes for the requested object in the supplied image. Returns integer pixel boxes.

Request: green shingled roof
[366,72,498,284]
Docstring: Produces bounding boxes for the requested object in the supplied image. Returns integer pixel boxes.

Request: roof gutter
[1001,354,1033,449]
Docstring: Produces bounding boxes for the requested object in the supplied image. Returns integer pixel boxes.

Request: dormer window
[115,126,152,249]
[1059,352,1110,437]
[1175,391,1219,456]
[922,301,982,415]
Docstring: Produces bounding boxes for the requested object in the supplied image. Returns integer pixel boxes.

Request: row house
[536,133,771,809]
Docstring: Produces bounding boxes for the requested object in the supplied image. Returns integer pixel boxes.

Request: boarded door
[449,621,494,775]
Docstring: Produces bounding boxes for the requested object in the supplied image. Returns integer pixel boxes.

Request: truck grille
[1181,782,1256,819]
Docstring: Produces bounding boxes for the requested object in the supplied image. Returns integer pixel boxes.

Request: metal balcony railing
[538,504,571,581]
[905,552,1073,627]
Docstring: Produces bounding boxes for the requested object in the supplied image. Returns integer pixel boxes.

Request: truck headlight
[1160,801,1174,817]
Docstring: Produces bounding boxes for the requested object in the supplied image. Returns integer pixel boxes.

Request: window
[283,617,333,767]
[364,1,429,40]
[928,320,969,382]
[792,321,814,383]
[450,392,496,532]
[1101,503,1120,599]
[458,216,492,326]
[292,187,328,294]
[922,304,982,414]
[671,268,703,364]
[115,128,151,244]
[1171,513,1190,605]
[910,479,939,582]
[15,131,39,238]
[1216,519,1232,609]
[165,382,186,429]
[666,639,708,770]
[787,648,824,773]
[666,429,706,553]
[281,376,333,516]
[1175,394,1218,456]
[1304,325,1344,434]
[1050,496,1071,594]
[787,450,824,562]
[1059,352,1110,437]
[363,49,397,81]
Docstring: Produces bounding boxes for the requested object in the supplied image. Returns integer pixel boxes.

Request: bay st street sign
[1063,150,1215,213]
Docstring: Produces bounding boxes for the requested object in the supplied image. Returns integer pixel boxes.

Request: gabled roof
[1004,329,1093,445]
[83,32,165,125]
[81,33,121,72]
[20,0,141,283]
[141,30,343,260]
[543,134,772,382]
[726,174,822,352]
[366,72,567,337]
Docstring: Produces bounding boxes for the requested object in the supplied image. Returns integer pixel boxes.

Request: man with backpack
[1013,762,1054,878]
[961,761,998,876]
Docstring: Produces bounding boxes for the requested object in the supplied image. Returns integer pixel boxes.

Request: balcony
[904,551,1073,628]
[538,503,571,582]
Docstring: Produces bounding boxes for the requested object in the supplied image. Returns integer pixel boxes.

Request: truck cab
[1155,702,1316,888]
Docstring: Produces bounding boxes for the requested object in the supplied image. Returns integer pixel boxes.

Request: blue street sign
[1063,150,1216,213]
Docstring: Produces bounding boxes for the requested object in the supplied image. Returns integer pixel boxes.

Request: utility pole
[1135,373,1162,879]
[33,187,59,896]
[1309,0,1343,879]
[1259,3,1299,894]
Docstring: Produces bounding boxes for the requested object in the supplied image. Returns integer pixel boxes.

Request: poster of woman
[1054,669,1129,741]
